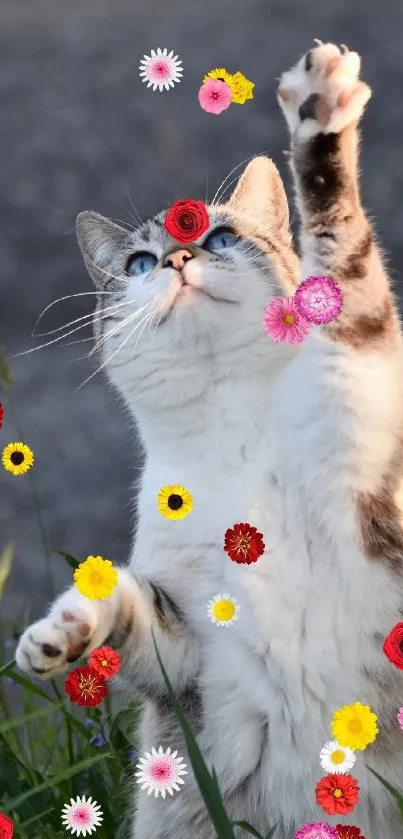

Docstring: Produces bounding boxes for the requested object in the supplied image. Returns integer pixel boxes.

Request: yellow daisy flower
[207,594,240,627]
[74,555,118,600]
[203,67,233,86]
[331,701,379,751]
[229,71,255,104]
[157,485,193,520]
[2,442,34,475]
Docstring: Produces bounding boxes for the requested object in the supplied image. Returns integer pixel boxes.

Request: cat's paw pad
[278,41,371,138]
[15,602,97,679]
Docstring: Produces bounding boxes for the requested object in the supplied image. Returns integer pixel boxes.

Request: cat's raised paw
[277,42,372,139]
[15,600,97,679]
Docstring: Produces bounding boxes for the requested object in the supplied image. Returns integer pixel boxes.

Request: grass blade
[0,699,65,734]
[0,543,14,599]
[232,821,264,837]
[152,631,235,839]
[4,670,53,701]
[57,550,80,570]
[366,766,403,816]
[0,658,15,678]
[3,752,111,812]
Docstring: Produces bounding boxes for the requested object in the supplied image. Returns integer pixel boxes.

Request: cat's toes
[278,41,372,139]
[15,605,96,679]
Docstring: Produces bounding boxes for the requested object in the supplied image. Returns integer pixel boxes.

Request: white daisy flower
[139,48,183,92]
[61,795,103,836]
[319,740,356,774]
[207,593,240,627]
[135,745,187,798]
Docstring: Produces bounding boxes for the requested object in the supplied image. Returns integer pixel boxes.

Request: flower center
[75,807,91,823]
[10,451,24,465]
[89,571,103,586]
[348,719,362,734]
[151,758,172,781]
[79,675,99,699]
[214,600,236,621]
[231,534,251,555]
[101,659,109,667]
[168,493,183,510]
[155,61,169,78]
[283,313,295,325]
[333,788,343,798]
[331,749,345,764]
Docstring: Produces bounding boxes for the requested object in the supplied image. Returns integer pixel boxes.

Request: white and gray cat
[16,43,403,838]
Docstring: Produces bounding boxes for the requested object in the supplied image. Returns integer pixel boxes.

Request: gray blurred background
[1,0,403,625]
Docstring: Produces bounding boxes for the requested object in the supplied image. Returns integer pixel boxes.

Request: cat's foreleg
[15,568,199,695]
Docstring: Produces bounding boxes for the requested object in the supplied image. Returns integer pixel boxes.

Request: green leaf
[232,821,264,837]
[20,807,55,828]
[4,670,53,701]
[0,658,16,678]
[0,543,13,599]
[152,631,235,839]
[264,826,277,839]
[0,699,65,733]
[57,550,80,571]
[366,766,403,816]
[3,752,111,812]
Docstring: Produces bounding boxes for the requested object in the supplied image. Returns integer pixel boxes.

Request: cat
[16,43,403,838]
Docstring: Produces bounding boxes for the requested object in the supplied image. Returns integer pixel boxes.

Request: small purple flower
[5,677,16,686]
[85,719,95,729]
[294,824,338,839]
[127,748,138,761]
[90,734,107,747]
[294,276,343,325]
[398,706,403,730]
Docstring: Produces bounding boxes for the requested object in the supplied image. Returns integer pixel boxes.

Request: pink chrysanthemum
[398,706,403,730]
[198,79,232,114]
[263,296,311,344]
[294,275,343,325]
[139,48,183,92]
[135,745,187,798]
[294,823,339,839]
[61,795,103,836]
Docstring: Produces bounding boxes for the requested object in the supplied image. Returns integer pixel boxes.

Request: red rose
[164,199,209,243]
[0,813,14,839]
[336,826,365,839]
[315,773,359,816]
[383,622,403,669]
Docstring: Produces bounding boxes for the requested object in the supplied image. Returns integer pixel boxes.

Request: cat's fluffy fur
[16,43,403,838]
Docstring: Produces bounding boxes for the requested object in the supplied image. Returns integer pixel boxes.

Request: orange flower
[88,646,121,679]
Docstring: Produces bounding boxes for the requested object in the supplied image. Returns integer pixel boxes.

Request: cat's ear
[76,211,130,288]
[228,156,290,239]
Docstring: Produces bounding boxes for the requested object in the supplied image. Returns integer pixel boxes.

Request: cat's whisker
[32,290,120,335]
[211,152,270,207]
[90,303,152,357]
[34,298,133,338]
[77,304,157,391]
[86,258,132,285]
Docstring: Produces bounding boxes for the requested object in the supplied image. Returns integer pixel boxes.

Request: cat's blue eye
[203,228,239,252]
[126,252,158,277]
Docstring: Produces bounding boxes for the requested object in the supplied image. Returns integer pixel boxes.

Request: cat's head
[76,157,299,408]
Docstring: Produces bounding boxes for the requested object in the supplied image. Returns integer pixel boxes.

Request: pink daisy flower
[198,79,232,114]
[263,296,311,344]
[294,275,343,325]
[139,48,183,92]
[398,706,403,730]
[61,795,103,836]
[135,745,187,798]
[294,823,339,839]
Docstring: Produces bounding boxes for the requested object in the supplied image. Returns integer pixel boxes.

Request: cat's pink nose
[163,248,194,271]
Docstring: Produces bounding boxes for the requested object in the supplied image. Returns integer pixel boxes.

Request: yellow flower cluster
[203,68,255,104]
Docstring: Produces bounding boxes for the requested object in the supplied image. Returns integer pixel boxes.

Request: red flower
[224,522,265,564]
[164,199,209,243]
[0,812,14,839]
[88,645,121,679]
[383,622,403,669]
[65,666,107,707]
[336,827,366,839]
[0,403,4,428]
[315,773,359,816]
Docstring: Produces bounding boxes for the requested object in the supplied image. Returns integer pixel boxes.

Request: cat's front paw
[16,592,99,679]
[278,41,372,139]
